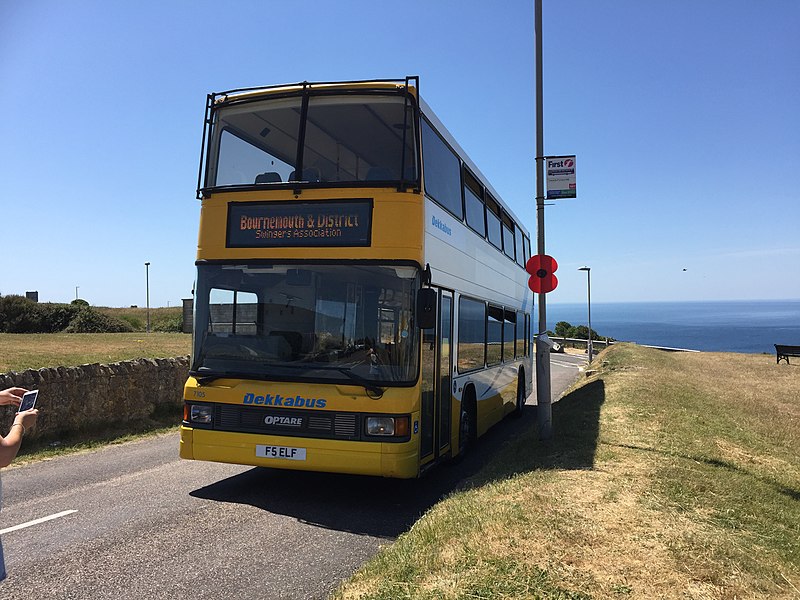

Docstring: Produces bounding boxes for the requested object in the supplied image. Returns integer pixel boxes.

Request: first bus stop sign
[546,155,576,200]
[526,254,559,294]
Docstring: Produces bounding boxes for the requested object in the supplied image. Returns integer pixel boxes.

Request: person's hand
[0,387,27,408]
[14,409,38,431]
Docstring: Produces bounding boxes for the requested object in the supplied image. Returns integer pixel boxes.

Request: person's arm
[0,409,38,468]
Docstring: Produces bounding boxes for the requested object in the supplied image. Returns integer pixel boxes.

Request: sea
[545,300,800,354]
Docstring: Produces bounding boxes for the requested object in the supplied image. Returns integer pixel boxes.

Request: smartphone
[18,390,38,412]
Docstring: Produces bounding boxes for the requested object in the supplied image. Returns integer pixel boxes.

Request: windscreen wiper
[190,369,259,386]
[334,367,385,397]
[294,364,385,397]
[192,372,224,385]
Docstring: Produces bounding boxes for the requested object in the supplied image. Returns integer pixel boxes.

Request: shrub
[117,314,144,330]
[64,308,134,333]
[152,315,183,333]
[554,321,572,338]
[39,303,82,332]
[551,320,608,341]
[571,324,598,340]
[70,298,90,307]
[0,295,46,333]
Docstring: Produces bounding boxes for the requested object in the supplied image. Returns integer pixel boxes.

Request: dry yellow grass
[335,344,800,600]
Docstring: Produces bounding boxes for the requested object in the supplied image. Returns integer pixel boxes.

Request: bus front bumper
[180,426,419,479]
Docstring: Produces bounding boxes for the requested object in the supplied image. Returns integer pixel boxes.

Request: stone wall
[0,356,190,442]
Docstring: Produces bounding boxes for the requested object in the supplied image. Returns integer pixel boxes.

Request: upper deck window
[463,170,485,236]
[206,93,418,189]
[485,194,502,250]
[213,97,302,186]
[502,213,515,260]
[523,235,531,265]
[514,224,525,267]
[421,119,463,219]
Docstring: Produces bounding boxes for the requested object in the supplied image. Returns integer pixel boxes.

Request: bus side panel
[423,201,525,309]
[454,364,517,438]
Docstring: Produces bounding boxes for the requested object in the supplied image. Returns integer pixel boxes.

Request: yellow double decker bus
[180,77,533,478]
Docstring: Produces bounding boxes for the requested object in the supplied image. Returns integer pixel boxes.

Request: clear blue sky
[2,0,798,307]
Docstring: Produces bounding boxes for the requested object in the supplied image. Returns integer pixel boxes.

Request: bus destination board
[227,199,373,248]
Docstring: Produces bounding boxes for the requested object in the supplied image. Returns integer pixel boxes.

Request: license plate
[256,445,307,461]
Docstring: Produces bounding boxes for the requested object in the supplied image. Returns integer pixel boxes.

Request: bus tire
[512,369,526,418]
[458,387,477,458]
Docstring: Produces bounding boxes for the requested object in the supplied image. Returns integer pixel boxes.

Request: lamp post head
[145,262,150,267]
[578,266,590,272]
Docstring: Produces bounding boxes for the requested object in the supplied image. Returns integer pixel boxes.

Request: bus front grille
[215,404,361,441]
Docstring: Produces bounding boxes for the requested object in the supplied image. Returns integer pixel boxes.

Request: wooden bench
[775,344,800,364]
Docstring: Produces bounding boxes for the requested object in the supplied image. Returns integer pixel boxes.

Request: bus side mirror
[416,288,436,329]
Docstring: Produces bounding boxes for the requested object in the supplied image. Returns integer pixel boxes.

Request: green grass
[0,331,191,372]
[334,344,800,599]
[13,423,181,466]
[96,305,184,332]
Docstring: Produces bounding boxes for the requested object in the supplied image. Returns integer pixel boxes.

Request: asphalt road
[0,354,585,600]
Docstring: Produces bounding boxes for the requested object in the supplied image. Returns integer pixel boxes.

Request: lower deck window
[457,297,485,372]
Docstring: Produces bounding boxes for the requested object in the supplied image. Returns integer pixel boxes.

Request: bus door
[420,289,454,464]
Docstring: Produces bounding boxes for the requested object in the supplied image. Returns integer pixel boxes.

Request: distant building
[25,291,39,302]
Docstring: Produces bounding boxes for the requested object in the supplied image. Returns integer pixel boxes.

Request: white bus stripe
[0,510,78,535]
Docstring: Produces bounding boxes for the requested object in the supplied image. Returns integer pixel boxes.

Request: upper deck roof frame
[209,78,417,107]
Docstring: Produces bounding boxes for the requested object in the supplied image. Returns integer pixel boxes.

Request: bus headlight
[365,416,410,437]
[189,404,213,425]
[366,417,394,435]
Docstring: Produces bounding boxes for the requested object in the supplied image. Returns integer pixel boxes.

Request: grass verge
[13,425,181,466]
[0,332,191,372]
[334,344,800,599]
[13,406,182,466]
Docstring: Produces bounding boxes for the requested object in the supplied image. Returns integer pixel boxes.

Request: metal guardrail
[552,337,700,353]
[552,337,613,350]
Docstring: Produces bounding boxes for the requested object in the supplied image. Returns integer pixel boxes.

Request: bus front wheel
[458,390,476,457]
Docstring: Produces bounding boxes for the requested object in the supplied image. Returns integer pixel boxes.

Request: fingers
[18,409,39,428]
[0,387,26,406]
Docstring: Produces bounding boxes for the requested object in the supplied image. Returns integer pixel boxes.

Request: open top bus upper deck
[197,77,421,198]
[195,77,528,245]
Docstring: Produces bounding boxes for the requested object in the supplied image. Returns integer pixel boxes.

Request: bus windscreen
[192,263,421,386]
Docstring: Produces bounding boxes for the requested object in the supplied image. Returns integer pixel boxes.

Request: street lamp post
[145,262,151,334]
[578,266,592,364]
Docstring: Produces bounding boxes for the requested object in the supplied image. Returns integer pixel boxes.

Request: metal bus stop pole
[534,0,552,440]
